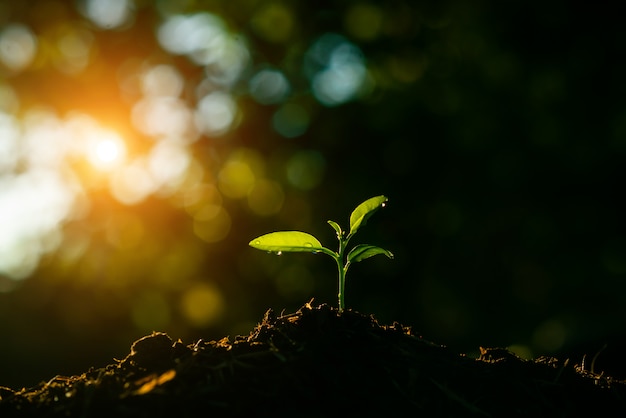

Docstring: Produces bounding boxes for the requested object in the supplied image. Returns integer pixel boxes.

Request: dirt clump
[1,302,625,417]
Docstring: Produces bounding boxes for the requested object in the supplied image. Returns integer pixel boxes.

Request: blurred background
[2,0,626,388]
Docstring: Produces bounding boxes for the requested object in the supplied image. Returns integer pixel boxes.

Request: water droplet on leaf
[276,251,282,256]
[304,242,313,247]
[254,240,261,245]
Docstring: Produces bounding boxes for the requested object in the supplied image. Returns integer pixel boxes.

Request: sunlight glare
[157,13,226,57]
[21,109,69,169]
[0,24,38,72]
[148,141,191,195]
[82,0,133,30]
[141,65,184,97]
[109,158,157,205]
[0,112,20,173]
[96,140,120,163]
[86,131,126,170]
[194,92,237,136]
[132,65,195,140]
[132,96,195,140]
[157,13,249,87]
[0,170,78,280]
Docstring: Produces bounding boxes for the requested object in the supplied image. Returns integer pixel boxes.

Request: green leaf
[348,195,388,237]
[347,244,394,264]
[327,220,343,239]
[249,231,325,253]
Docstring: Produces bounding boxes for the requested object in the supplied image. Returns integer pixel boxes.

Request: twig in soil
[591,344,607,375]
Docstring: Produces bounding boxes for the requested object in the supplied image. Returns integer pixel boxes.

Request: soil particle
[1,302,625,417]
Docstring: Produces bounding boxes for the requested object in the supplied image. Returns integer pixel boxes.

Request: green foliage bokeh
[1,0,626,387]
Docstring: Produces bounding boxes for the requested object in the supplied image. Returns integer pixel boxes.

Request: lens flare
[86,131,126,170]
[95,140,120,162]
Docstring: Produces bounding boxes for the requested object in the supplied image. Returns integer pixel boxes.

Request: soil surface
[1,302,625,417]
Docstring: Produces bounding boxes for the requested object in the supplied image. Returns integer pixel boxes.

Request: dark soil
[1,302,625,417]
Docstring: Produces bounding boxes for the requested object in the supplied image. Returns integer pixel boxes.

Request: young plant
[249,195,393,311]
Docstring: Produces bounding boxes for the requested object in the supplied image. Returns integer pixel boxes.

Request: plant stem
[336,257,345,311]
[336,235,350,311]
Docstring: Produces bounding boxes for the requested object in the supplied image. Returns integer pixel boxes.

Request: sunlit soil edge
[1,302,625,417]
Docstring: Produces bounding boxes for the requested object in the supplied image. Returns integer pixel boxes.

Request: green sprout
[249,195,394,311]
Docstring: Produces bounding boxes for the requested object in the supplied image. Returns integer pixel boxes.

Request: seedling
[249,195,393,311]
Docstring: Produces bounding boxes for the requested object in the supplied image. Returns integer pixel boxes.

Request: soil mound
[1,303,625,417]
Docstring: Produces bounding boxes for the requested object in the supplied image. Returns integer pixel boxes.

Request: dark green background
[1,0,626,388]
